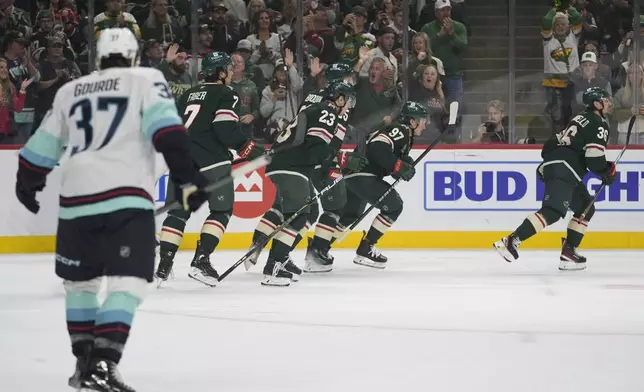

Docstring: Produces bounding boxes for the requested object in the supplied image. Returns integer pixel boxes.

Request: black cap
[211,1,228,11]
[4,30,29,46]
[351,6,368,17]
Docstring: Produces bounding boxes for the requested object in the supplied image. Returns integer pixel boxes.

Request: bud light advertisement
[424,159,644,212]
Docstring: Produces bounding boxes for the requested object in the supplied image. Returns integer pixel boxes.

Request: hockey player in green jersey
[253,81,356,286]
[156,51,266,287]
[494,87,617,271]
[338,101,428,269]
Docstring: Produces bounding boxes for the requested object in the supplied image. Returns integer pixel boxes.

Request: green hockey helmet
[399,101,429,123]
[325,63,353,83]
[201,51,233,78]
[326,80,356,108]
[582,87,610,109]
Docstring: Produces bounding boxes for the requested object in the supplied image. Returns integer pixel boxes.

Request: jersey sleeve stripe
[584,143,606,152]
[307,127,333,143]
[213,109,240,123]
[19,130,64,170]
[152,125,186,144]
[142,101,183,141]
[335,124,346,141]
[585,148,606,158]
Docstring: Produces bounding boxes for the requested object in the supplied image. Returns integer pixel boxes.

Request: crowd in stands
[0,0,640,145]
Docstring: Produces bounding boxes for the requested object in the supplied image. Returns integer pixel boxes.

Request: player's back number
[69,96,128,156]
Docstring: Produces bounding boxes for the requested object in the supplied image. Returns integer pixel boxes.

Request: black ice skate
[493,233,521,262]
[80,359,135,392]
[261,257,293,287]
[68,345,91,388]
[353,232,387,269]
[188,241,219,287]
[244,233,268,271]
[304,237,334,273]
[559,238,587,271]
[154,250,175,286]
[283,257,302,281]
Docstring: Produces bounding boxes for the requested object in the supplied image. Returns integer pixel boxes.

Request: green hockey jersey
[541,110,612,181]
[349,121,413,178]
[177,83,250,168]
[268,101,342,176]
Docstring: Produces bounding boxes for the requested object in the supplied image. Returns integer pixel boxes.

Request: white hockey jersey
[20,67,184,220]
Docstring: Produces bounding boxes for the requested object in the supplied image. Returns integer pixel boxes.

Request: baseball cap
[351,6,367,17]
[4,31,29,46]
[237,39,252,51]
[581,51,597,64]
[435,0,451,10]
[211,1,228,11]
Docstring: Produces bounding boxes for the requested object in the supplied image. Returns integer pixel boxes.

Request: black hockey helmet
[325,63,353,83]
[583,87,611,109]
[202,51,233,78]
[325,80,356,108]
[398,101,429,124]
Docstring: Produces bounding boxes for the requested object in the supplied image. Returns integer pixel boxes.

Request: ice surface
[2,249,644,392]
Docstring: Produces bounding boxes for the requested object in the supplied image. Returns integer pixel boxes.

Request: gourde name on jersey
[20,67,183,219]
[542,111,609,180]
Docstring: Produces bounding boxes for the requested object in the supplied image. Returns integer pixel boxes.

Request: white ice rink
[2,249,644,392]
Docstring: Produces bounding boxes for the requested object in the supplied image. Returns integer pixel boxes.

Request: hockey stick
[579,114,635,221]
[217,176,344,281]
[335,101,459,244]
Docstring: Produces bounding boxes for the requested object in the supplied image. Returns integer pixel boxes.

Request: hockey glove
[237,140,266,161]
[391,159,415,181]
[401,155,414,165]
[602,161,617,186]
[15,182,41,214]
[174,172,209,212]
[337,151,368,172]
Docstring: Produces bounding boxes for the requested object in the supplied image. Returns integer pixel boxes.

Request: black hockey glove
[174,172,209,212]
[602,161,617,186]
[237,140,266,161]
[391,159,415,181]
[401,155,414,165]
[337,150,368,172]
[15,182,41,214]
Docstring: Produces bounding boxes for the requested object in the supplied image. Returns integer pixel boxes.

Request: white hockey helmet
[96,27,140,69]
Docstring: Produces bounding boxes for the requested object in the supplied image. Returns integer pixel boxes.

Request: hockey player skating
[155,51,265,287]
[493,87,617,271]
[15,28,208,391]
[252,81,356,286]
[337,101,428,269]
[244,63,366,272]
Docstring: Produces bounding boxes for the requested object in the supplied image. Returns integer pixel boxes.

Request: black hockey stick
[217,176,344,281]
[335,101,459,244]
[155,144,297,216]
[579,114,635,221]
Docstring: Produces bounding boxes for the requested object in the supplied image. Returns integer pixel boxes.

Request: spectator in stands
[140,38,164,67]
[32,31,79,132]
[141,0,183,46]
[230,52,260,138]
[618,15,644,63]
[408,63,447,135]
[285,6,336,65]
[157,43,192,101]
[471,100,508,144]
[391,6,416,63]
[421,0,467,116]
[0,57,30,143]
[571,51,612,111]
[0,0,31,38]
[334,6,376,66]
[409,31,445,80]
[541,8,582,133]
[245,0,266,33]
[185,24,215,76]
[236,38,265,93]
[574,0,599,47]
[247,9,281,79]
[30,9,53,53]
[224,0,249,24]
[598,0,633,54]
[203,1,244,54]
[94,0,141,40]
[582,41,612,81]
[2,31,39,89]
[360,26,398,84]
[416,0,469,36]
[614,63,644,145]
[367,0,394,34]
[260,48,303,123]
[350,56,402,143]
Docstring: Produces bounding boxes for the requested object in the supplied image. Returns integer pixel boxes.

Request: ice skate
[353,232,387,269]
[559,238,587,271]
[188,241,219,287]
[68,346,91,388]
[493,234,521,262]
[244,233,268,271]
[80,359,135,392]
[304,237,333,273]
[283,256,302,281]
[261,257,293,287]
[154,251,175,287]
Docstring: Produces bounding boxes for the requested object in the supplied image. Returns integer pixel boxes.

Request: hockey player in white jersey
[15,28,208,392]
